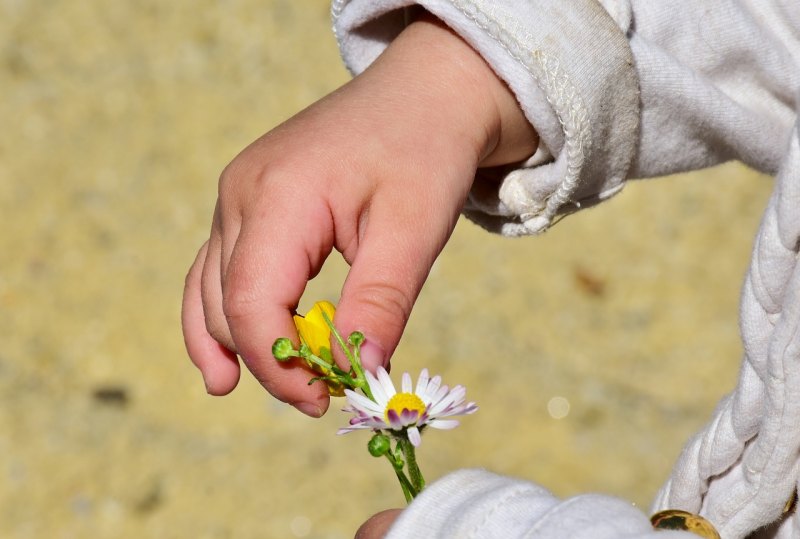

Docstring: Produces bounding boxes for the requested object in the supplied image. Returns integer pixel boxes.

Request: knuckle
[221,285,257,321]
[219,155,289,192]
[217,159,241,197]
[220,268,265,323]
[350,282,413,331]
[218,158,308,220]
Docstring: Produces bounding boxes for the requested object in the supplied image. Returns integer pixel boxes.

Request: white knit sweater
[332,1,800,537]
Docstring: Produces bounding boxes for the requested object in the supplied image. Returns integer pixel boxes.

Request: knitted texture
[333,1,800,536]
[334,0,640,236]
[653,119,800,539]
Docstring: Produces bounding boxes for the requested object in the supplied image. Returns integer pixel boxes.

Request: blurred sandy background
[0,1,774,538]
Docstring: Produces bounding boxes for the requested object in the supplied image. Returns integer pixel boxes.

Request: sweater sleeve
[332,0,640,236]
[385,469,694,538]
[332,2,800,537]
[625,1,798,178]
[332,0,799,236]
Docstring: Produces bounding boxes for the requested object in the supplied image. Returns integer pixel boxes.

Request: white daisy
[337,367,478,447]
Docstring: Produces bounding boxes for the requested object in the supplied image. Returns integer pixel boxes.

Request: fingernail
[360,340,386,372]
[294,401,323,418]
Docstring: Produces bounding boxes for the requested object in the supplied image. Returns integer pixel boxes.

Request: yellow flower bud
[293,301,336,363]
[293,301,345,397]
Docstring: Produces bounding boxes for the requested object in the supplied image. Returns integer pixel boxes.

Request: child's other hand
[181,14,537,416]
[355,509,403,539]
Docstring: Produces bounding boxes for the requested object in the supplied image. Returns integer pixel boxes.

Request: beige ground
[0,1,774,538]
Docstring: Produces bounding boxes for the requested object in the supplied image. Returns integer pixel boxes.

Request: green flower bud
[272,338,296,361]
[368,433,391,457]
[391,447,405,470]
[348,331,365,347]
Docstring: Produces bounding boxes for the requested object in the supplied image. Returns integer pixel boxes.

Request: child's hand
[181,14,537,416]
[355,509,403,539]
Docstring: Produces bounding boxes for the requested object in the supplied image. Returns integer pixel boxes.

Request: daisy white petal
[400,408,419,425]
[365,371,391,406]
[408,426,422,447]
[376,367,397,399]
[426,375,442,397]
[428,419,460,430]
[337,423,377,435]
[429,386,466,416]
[344,389,384,415]
[365,370,389,405]
[429,384,450,408]
[386,408,404,429]
[415,369,430,396]
[402,372,412,394]
[338,368,477,447]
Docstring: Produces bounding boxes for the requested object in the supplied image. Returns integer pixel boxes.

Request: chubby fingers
[220,193,335,417]
[182,241,241,395]
[200,203,236,352]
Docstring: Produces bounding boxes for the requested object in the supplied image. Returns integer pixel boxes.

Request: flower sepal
[347,331,365,347]
[390,445,405,471]
[272,337,298,361]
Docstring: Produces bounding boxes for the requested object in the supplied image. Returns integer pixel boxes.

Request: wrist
[362,13,538,170]
[399,13,539,168]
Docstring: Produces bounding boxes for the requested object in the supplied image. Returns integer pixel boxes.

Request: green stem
[384,446,417,503]
[322,311,354,363]
[394,468,415,503]
[303,352,340,376]
[399,437,426,493]
[349,337,373,400]
[321,311,373,401]
[302,353,358,388]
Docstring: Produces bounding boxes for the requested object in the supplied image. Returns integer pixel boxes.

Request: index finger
[221,197,335,417]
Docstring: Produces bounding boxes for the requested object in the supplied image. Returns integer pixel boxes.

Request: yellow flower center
[385,392,426,424]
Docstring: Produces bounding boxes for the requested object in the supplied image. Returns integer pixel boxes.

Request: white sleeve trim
[385,468,695,538]
[333,0,640,236]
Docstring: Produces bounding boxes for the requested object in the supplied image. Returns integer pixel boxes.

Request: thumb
[355,509,403,539]
[334,193,459,373]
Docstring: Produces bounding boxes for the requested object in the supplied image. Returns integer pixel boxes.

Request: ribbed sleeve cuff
[333,0,640,236]
[385,468,692,538]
